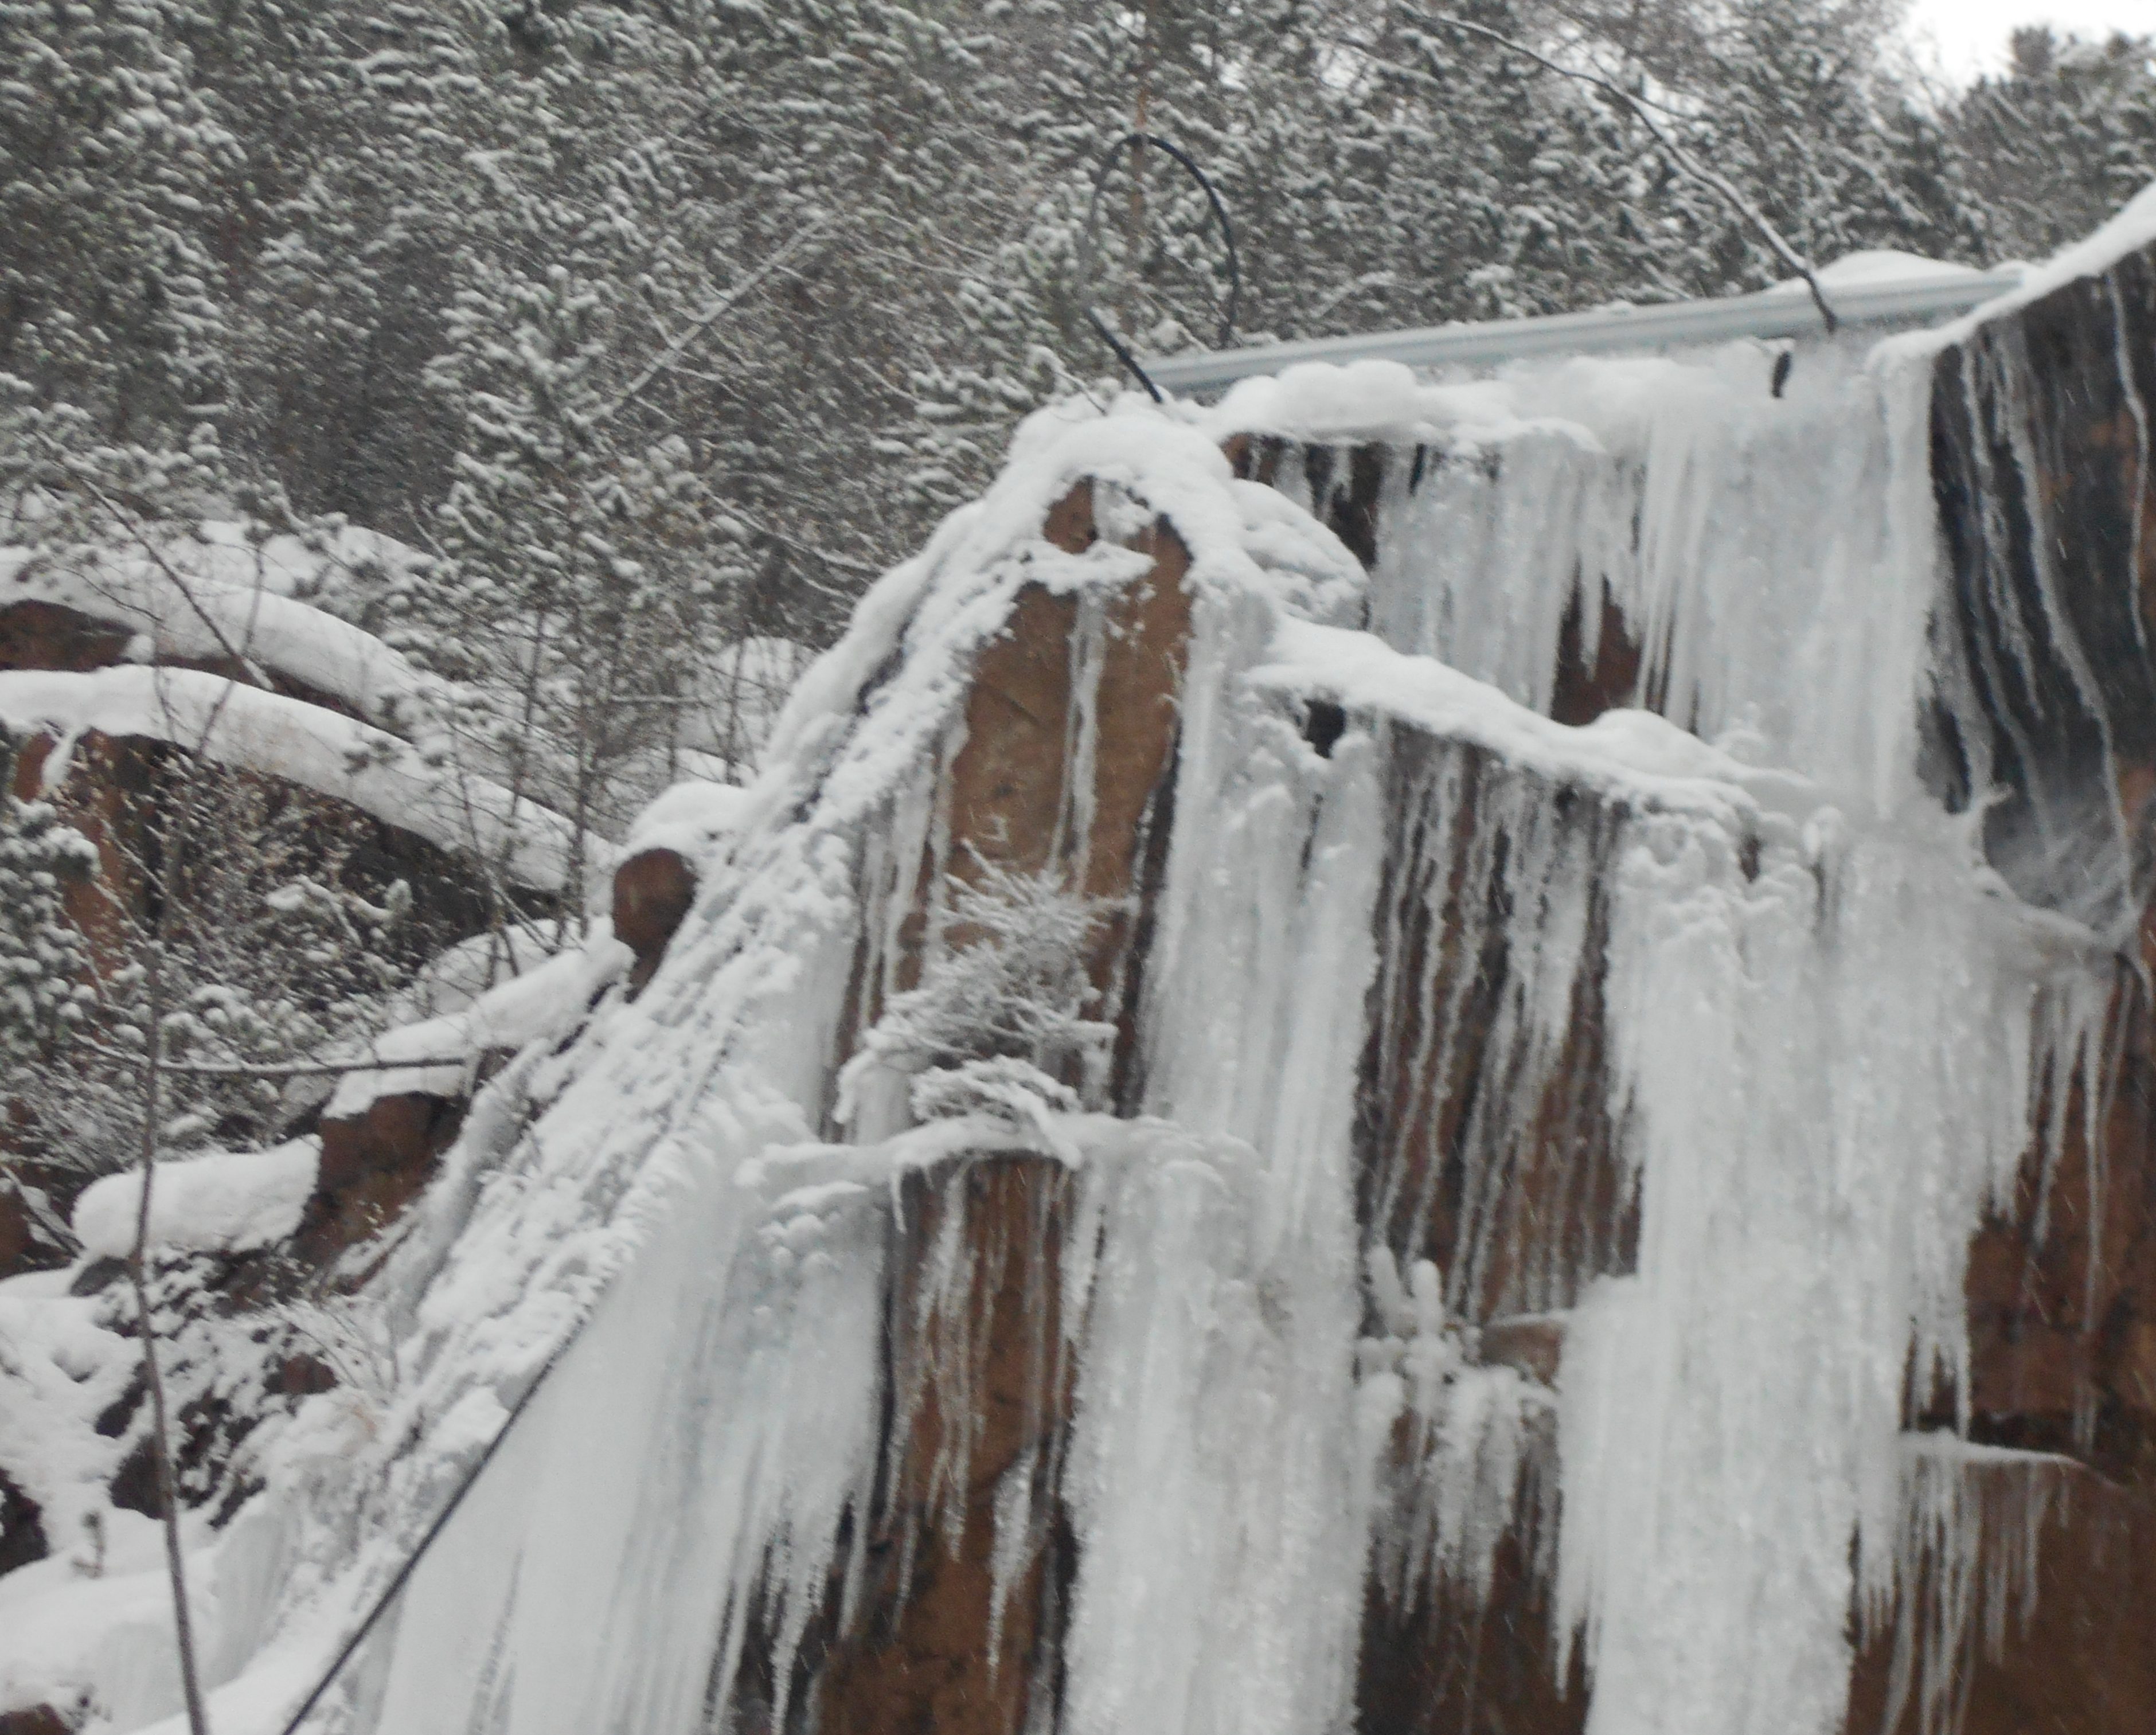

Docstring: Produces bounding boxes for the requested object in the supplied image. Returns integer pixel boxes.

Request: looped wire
[1074,131,1241,404]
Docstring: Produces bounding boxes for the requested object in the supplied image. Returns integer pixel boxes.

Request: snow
[621,779,755,861]
[1762,248,1996,297]
[0,665,608,895]
[0,526,443,733]
[1206,358,1538,445]
[322,925,630,1118]
[71,1139,321,1260]
[1253,615,1809,826]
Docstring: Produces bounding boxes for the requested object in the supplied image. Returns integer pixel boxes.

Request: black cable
[275,1324,585,1734]
[1074,132,1241,403]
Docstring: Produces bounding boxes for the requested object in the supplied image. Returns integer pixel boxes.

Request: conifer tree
[1946,27,2156,263]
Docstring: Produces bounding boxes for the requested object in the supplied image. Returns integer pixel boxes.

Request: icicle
[1360,341,1939,805]
[1557,790,2115,1735]
[1865,1436,2072,1735]
[1361,732,1627,1320]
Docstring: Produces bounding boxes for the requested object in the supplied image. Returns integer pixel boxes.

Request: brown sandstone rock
[0,600,134,674]
[1932,982,2156,1488]
[775,483,1197,1732]
[293,1091,464,1269]
[1360,1527,1587,1735]
[860,479,1194,1087]
[0,594,371,724]
[1355,731,1634,1326]
[788,1154,1077,1735]
[1547,585,1643,730]
[612,845,697,998]
[1848,1463,2156,1735]
[0,1706,77,1735]
[1479,1316,1568,1390]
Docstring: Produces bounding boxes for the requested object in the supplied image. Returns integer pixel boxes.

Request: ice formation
[13,197,2156,1735]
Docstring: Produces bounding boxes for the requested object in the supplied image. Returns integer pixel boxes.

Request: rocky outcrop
[613,846,698,999]
[0,1467,46,1576]
[1849,1466,2156,1735]
[1354,730,1632,1326]
[1359,1526,1587,1735]
[294,1091,467,1271]
[1926,244,2156,934]
[0,1706,77,1735]
[735,483,1193,1728]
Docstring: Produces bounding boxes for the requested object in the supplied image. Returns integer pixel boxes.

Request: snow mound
[1761,248,1995,297]
[72,1139,321,1260]
[0,665,607,895]
[624,780,756,861]
[0,527,443,733]
[324,925,630,1119]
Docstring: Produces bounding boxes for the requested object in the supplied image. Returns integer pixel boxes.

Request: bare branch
[79,1041,472,1080]
[600,216,834,421]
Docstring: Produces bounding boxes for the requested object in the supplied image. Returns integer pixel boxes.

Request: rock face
[296,1091,467,1269]
[810,1155,1077,1735]
[723,484,1192,1730]
[1355,730,1632,1325]
[613,846,699,998]
[0,1468,45,1576]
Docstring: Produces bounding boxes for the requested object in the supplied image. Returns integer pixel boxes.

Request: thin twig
[126,945,214,1735]
[79,1041,472,1080]
[600,217,833,421]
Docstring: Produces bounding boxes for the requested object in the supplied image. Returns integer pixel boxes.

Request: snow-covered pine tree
[839,858,1119,1138]
[1946,26,2156,263]
[0,779,96,1070]
[0,760,100,1264]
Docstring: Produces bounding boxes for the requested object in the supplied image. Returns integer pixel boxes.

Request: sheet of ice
[1261,338,1943,812]
[1050,601,1386,1735]
[72,1139,321,1261]
[1555,799,2108,1735]
[0,665,606,894]
[0,1503,302,1730]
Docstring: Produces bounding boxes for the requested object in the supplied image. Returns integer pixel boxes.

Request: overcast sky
[1904,0,2154,81]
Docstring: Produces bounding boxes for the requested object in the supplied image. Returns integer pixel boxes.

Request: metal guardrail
[1141,265,2028,394]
